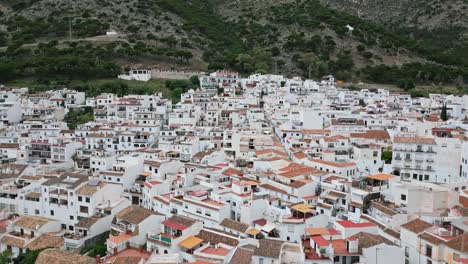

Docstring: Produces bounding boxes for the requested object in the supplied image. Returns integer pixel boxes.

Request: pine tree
[440,103,448,121]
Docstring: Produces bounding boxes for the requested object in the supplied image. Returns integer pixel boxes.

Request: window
[80,206,88,214]
[401,194,407,201]
[453,253,460,261]
[259,258,264,264]
[78,196,82,202]
[35,209,39,215]
[405,246,409,257]
[85,197,90,203]
[70,215,74,220]
[50,210,54,216]
[426,245,432,258]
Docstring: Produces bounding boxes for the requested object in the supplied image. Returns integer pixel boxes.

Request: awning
[140,172,151,177]
[179,236,203,249]
[325,195,339,201]
[261,223,276,233]
[366,173,396,181]
[291,204,314,214]
[247,229,261,235]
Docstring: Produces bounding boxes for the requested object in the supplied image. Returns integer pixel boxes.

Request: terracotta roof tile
[253,239,283,258]
[36,248,94,264]
[445,233,468,252]
[27,234,64,251]
[350,130,390,140]
[196,229,239,247]
[394,136,436,145]
[220,218,249,233]
[115,205,159,225]
[401,218,433,234]
[228,247,254,264]
[348,232,396,253]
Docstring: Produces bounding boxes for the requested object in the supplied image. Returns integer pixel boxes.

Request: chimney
[347,238,359,254]
[96,255,101,264]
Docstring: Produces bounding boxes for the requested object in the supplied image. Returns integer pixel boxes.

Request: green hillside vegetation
[0,0,467,88]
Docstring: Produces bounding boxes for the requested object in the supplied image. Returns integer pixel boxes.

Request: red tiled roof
[311,235,330,247]
[255,149,288,156]
[222,168,243,177]
[350,130,390,140]
[162,220,188,230]
[144,181,161,188]
[394,136,436,145]
[293,152,308,159]
[201,247,230,256]
[336,220,376,228]
[310,159,356,168]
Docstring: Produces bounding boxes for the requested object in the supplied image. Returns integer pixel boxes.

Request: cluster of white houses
[0,72,467,264]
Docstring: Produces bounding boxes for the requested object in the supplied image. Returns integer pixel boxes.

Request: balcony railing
[111,223,134,233]
[149,233,172,244]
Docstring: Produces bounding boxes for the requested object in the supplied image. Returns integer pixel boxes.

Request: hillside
[0,0,467,89]
[319,0,468,30]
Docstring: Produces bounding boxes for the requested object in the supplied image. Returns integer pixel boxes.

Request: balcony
[111,222,134,234]
[149,233,173,244]
[64,233,86,250]
[134,138,149,144]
